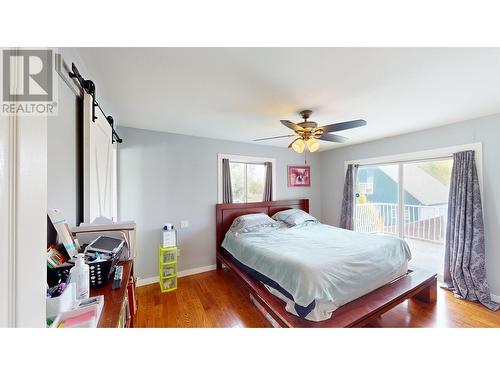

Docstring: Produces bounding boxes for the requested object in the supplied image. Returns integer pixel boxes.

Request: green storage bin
[159,245,178,292]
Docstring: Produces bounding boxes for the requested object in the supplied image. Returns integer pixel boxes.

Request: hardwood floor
[135,269,500,328]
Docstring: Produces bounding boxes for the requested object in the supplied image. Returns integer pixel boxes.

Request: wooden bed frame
[216,199,437,328]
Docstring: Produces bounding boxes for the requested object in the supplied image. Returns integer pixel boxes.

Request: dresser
[90,260,137,328]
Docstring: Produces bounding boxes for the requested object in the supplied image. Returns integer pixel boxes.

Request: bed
[216,199,437,328]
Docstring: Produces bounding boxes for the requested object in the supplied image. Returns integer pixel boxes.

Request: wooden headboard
[215,199,309,254]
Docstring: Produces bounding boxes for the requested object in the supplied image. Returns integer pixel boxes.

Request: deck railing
[355,203,447,243]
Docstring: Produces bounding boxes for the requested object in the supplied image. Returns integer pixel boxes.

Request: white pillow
[272,209,318,226]
[229,213,279,234]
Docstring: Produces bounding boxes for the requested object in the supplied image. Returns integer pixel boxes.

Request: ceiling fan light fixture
[291,138,305,153]
[307,138,320,152]
[254,110,367,154]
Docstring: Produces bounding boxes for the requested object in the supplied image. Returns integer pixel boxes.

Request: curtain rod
[68,63,123,144]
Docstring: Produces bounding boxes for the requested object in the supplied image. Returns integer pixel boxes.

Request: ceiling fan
[254,110,366,153]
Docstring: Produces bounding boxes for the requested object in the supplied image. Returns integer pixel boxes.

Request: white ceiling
[76,48,500,151]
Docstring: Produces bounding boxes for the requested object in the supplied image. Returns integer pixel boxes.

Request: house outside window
[358,182,374,195]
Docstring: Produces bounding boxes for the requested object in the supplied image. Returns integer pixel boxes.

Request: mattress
[221,222,411,321]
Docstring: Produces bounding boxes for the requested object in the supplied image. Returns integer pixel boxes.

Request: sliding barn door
[83,93,116,223]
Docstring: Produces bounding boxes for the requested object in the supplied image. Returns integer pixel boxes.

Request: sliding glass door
[355,158,453,277]
[355,164,399,236]
[402,159,452,276]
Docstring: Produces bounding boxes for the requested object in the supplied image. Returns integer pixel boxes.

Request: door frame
[0,48,48,327]
[0,115,47,328]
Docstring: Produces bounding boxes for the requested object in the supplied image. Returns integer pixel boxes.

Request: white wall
[118,127,321,280]
[319,113,500,295]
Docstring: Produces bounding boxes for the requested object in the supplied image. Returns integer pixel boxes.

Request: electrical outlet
[180,220,189,228]
[177,248,181,257]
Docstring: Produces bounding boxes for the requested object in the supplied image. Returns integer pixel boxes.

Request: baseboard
[441,284,500,304]
[136,276,159,287]
[443,289,500,304]
[178,264,217,277]
[490,294,500,303]
[136,264,217,287]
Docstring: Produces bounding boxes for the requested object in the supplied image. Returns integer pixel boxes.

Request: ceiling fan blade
[319,119,366,133]
[253,135,293,142]
[318,133,349,143]
[280,120,304,132]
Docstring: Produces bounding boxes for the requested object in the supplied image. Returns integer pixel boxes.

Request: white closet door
[83,93,115,223]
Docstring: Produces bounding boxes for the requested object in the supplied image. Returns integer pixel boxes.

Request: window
[218,154,276,203]
[230,162,266,203]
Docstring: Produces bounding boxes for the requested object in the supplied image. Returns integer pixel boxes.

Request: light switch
[180,220,189,229]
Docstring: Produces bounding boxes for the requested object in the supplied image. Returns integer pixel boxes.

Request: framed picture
[288,165,311,187]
